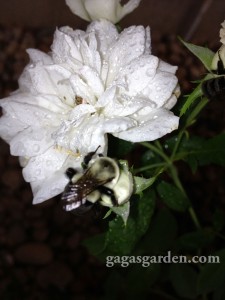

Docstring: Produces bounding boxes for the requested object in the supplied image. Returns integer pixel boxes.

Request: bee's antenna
[83,145,102,169]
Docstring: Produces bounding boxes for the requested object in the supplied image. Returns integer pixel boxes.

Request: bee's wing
[61,169,114,212]
[61,182,85,211]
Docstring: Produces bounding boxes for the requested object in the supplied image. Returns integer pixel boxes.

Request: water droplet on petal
[33,144,40,152]
[13,141,26,155]
[153,115,158,119]
[46,160,52,167]
[156,86,161,91]
[35,169,41,176]
[34,132,44,141]
[146,68,153,77]
[150,102,157,108]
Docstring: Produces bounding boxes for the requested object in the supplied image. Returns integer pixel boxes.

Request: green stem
[170,129,185,160]
[188,206,201,230]
[154,139,163,151]
[186,97,209,127]
[140,141,202,230]
[133,162,166,174]
[140,142,171,164]
[169,165,201,230]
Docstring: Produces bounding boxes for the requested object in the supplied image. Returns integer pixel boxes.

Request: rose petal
[65,0,90,21]
[22,147,68,182]
[113,109,179,142]
[10,126,54,157]
[31,172,68,204]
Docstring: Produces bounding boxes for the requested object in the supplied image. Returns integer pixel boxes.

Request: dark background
[0,1,225,299]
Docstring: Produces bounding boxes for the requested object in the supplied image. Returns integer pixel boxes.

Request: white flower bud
[65,0,141,23]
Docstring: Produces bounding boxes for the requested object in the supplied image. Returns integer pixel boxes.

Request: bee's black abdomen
[98,185,118,206]
[202,77,225,101]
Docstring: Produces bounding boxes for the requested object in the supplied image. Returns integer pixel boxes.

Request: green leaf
[197,248,225,294]
[133,175,157,194]
[180,38,215,71]
[157,181,190,212]
[171,134,225,169]
[170,264,198,299]
[177,229,215,250]
[82,233,106,256]
[105,216,137,255]
[104,190,156,255]
[140,149,162,176]
[136,189,156,236]
[141,209,178,253]
[199,133,225,166]
[180,82,203,116]
[111,201,130,225]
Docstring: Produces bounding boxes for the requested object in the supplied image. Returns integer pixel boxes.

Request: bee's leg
[65,168,77,180]
[97,186,118,206]
[83,145,102,169]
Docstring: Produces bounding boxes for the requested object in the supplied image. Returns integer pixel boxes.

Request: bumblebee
[61,148,133,214]
[202,48,225,101]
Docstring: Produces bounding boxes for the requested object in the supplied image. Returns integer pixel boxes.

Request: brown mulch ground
[0,25,224,299]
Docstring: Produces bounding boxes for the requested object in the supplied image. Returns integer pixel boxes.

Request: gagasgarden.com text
[105,251,220,267]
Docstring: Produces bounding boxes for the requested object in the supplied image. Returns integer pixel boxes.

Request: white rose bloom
[65,0,141,23]
[0,20,179,204]
[220,20,225,44]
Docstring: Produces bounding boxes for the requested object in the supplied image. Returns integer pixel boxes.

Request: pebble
[7,224,26,246]
[37,261,73,289]
[1,169,23,190]
[14,243,53,265]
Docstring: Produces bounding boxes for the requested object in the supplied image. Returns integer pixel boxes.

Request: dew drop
[156,86,161,91]
[33,144,40,152]
[146,68,153,77]
[46,160,53,167]
[14,141,26,155]
[150,102,157,108]
[34,132,44,141]
[139,61,145,67]
[45,114,51,119]
[35,169,41,176]
[153,115,158,119]
[126,27,133,34]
